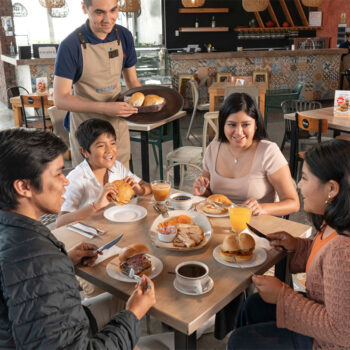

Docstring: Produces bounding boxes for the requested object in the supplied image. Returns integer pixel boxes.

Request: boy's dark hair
[75,118,116,152]
[218,92,267,143]
[0,128,67,210]
[305,139,350,235]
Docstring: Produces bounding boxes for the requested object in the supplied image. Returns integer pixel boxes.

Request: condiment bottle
[211,16,216,28]
[195,17,199,28]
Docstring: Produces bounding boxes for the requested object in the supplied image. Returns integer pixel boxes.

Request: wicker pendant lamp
[301,0,324,6]
[182,0,205,8]
[119,0,141,12]
[242,0,269,12]
[39,0,65,8]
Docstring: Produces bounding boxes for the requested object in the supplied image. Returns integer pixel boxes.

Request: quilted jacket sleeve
[0,232,140,350]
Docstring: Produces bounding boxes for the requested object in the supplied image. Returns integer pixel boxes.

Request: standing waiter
[54,0,139,167]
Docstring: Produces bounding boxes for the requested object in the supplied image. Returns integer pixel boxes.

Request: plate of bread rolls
[118,85,183,124]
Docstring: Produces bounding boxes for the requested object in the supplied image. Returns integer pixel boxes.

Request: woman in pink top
[228,139,350,350]
[193,93,299,216]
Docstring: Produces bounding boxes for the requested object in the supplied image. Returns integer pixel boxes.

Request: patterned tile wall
[171,53,342,106]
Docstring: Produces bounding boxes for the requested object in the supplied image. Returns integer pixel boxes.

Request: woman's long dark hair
[218,92,267,143]
[305,139,350,235]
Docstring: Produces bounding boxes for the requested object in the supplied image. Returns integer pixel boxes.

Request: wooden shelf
[234,26,321,32]
[178,8,229,13]
[179,27,229,32]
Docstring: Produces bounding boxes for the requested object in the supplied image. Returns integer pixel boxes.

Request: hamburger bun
[220,233,255,263]
[119,244,152,276]
[143,94,165,106]
[129,92,145,107]
[107,180,134,205]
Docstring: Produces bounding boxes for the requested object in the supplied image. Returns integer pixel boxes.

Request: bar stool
[177,74,196,98]
[216,73,232,83]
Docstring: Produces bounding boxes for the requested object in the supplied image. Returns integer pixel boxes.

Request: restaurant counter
[170,48,347,103]
[1,54,55,93]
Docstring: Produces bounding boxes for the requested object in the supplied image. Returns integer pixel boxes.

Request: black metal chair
[7,86,29,109]
[281,99,322,152]
[20,94,52,131]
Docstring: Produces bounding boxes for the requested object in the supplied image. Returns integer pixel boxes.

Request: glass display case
[121,46,172,87]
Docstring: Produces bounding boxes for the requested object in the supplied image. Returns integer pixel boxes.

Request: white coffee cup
[175,261,209,294]
[168,192,193,210]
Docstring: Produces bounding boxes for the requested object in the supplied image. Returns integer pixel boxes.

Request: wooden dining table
[9,95,186,184]
[284,106,350,177]
[208,82,266,117]
[52,195,311,350]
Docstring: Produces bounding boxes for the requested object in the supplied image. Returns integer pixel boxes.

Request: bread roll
[143,94,165,106]
[207,194,232,206]
[129,92,145,107]
[119,243,148,264]
[107,180,134,205]
[220,233,255,263]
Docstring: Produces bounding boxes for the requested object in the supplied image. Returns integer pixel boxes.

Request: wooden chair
[292,113,328,180]
[20,95,52,131]
[7,86,29,109]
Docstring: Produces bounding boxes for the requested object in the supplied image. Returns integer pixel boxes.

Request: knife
[97,234,123,252]
[67,224,97,239]
[246,223,271,241]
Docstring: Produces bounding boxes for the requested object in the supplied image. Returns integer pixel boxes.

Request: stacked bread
[128,92,165,107]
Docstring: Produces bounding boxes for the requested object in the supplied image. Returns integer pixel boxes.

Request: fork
[128,268,152,290]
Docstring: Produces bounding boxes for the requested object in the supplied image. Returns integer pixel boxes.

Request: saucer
[173,277,214,296]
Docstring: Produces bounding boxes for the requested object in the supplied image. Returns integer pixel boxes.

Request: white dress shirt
[61,159,141,212]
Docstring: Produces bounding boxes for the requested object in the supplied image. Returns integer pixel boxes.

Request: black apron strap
[114,25,121,46]
[76,24,87,49]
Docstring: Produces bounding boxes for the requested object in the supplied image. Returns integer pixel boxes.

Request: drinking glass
[151,180,171,203]
[229,204,252,233]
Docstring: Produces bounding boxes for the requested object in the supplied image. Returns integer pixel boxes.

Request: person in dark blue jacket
[0,128,155,349]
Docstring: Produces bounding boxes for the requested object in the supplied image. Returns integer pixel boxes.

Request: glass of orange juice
[151,180,171,203]
[229,204,252,233]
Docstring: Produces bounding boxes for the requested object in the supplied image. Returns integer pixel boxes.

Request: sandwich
[220,233,255,263]
[119,243,152,276]
[173,224,204,248]
[142,94,165,106]
[107,180,134,205]
[202,194,232,215]
[128,92,145,107]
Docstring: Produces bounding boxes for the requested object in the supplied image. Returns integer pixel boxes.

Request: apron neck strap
[76,22,121,49]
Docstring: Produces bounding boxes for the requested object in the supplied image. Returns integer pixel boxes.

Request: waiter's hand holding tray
[117,85,183,124]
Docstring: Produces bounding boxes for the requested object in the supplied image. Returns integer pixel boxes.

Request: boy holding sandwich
[57,118,151,228]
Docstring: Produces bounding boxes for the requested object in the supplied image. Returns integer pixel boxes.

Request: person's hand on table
[268,231,297,252]
[94,183,118,210]
[124,176,144,196]
[105,102,138,118]
[252,275,283,304]
[244,198,264,216]
[126,275,156,320]
[68,242,101,266]
[193,176,210,196]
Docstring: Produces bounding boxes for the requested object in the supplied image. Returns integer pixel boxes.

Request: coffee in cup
[169,192,193,210]
[175,261,209,294]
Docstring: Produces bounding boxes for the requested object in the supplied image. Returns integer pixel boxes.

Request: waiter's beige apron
[70,26,130,167]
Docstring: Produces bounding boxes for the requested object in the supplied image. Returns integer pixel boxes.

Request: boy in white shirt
[57,118,151,228]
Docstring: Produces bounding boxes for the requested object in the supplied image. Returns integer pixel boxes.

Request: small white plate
[196,201,229,218]
[104,204,147,222]
[106,254,163,282]
[173,276,214,296]
[213,245,267,268]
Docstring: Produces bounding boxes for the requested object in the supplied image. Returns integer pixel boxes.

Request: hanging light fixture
[118,0,141,12]
[38,0,65,8]
[301,0,324,6]
[49,2,69,18]
[181,0,205,8]
[242,0,269,12]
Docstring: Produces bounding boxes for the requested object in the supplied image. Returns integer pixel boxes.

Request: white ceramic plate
[196,201,229,218]
[173,276,214,296]
[104,204,147,222]
[149,210,212,251]
[106,254,163,283]
[212,245,267,268]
